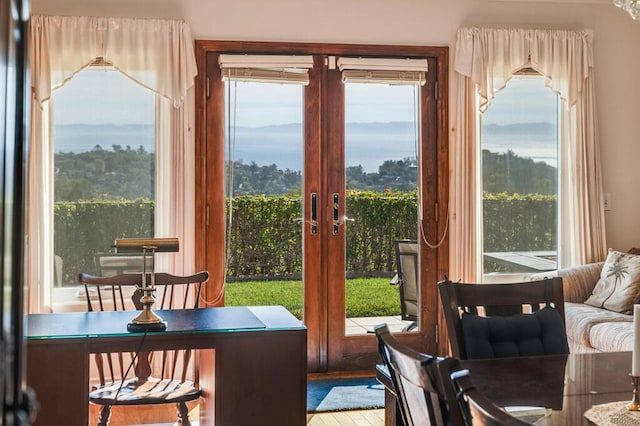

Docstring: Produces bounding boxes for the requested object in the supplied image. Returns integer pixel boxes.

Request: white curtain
[27,15,198,313]
[450,27,606,282]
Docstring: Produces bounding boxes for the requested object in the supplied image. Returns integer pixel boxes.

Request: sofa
[532,253,640,353]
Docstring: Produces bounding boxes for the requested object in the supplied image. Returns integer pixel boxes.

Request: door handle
[332,193,340,235]
[296,193,318,234]
[311,193,318,234]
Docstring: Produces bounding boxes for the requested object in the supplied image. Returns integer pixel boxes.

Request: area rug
[307,377,385,412]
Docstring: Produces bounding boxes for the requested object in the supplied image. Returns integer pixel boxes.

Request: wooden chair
[438,277,568,360]
[391,240,419,331]
[374,323,467,426]
[443,359,531,426]
[78,271,209,426]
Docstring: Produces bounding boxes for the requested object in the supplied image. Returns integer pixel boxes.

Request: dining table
[460,351,638,425]
[377,351,640,426]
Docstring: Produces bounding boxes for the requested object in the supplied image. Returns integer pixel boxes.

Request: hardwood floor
[92,401,385,425]
[307,409,385,425]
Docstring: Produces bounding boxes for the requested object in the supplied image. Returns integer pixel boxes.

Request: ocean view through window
[52,67,156,286]
[481,75,559,281]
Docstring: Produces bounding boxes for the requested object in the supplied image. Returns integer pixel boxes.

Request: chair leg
[97,405,112,426]
[177,402,191,425]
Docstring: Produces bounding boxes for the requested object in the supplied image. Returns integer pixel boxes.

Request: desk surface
[461,351,633,425]
[26,305,305,340]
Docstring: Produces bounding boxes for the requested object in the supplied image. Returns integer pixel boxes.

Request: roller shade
[219,54,314,85]
[337,57,428,85]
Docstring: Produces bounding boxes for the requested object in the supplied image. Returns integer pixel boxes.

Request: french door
[195,41,449,373]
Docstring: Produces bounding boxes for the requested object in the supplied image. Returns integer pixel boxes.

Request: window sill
[483,272,536,284]
[52,286,87,312]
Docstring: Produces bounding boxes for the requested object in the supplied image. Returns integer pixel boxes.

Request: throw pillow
[584,249,640,314]
[460,307,569,359]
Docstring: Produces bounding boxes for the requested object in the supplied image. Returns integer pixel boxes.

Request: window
[481,75,559,282]
[52,66,156,288]
[344,82,421,334]
[223,80,305,315]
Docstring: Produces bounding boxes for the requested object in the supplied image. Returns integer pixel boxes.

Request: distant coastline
[55,121,558,171]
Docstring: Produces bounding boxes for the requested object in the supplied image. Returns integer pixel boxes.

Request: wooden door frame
[194,40,449,372]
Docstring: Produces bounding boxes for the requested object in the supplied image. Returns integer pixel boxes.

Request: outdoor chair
[78,271,209,426]
[390,239,419,332]
[93,252,153,277]
[438,277,568,360]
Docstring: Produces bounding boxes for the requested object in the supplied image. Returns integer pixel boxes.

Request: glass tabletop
[461,351,634,425]
[25,305,304,340]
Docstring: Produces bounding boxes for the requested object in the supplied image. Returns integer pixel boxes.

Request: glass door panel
[222,81,305,319]
[343,83,420,335]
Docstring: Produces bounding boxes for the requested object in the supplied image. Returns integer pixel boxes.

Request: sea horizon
[54,121,558,171]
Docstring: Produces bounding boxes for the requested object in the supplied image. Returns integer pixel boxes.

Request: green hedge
[54,192,557,284]
[483,192,557,252]
[226,195,303,277]
[225,192,418,277]
[54,199,154,283]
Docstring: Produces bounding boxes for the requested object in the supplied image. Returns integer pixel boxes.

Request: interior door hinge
[206,204,210,227]
[206,76,210,98]
[434,202,439,223]
[434,80,438,101]
[435,323,438,344]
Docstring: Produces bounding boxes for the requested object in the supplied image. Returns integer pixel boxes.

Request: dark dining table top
[460,351,635,425]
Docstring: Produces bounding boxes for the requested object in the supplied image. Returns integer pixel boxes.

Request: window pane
[344,83,420,334]
[481,77,558,280]
[52,69,156,285]
[222,81,304,319]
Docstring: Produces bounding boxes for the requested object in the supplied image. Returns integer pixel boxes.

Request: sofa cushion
[530,262,604,304]
[564,302,632,347]
[461,307,569,359]
[584,249,640,314]
[589,321,634,352]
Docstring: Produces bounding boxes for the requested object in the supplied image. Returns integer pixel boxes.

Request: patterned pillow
[584,249,640,314]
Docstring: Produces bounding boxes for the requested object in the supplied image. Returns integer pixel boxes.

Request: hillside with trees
[54,145,154,201]
[482,149,556,195]
[54,145,556,202]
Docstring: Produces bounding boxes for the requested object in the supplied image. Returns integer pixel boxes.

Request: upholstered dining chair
[374,323,467,426]
[438,277,569,360]
[391,239,419,331]
[78,271,209,426]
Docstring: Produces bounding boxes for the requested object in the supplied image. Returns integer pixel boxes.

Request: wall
[31,0,640,254]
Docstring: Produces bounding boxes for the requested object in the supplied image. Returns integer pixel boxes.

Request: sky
[53,69,155,125]
[54,68,559,127]
[482,77,558,126]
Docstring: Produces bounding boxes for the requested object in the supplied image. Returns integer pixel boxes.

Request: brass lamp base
[127,320,167,332]
[127,309,167,333]
[627,375,640,411]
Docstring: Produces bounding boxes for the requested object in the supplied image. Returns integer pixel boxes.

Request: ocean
[54,121,558,171]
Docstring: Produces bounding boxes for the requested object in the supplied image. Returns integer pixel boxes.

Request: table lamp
[115,237,179,332]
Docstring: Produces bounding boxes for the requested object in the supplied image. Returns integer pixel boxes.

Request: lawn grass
[224,276,401,320]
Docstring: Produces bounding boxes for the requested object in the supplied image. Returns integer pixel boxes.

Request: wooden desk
[26,306,307,425]
[378,352,634,426]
